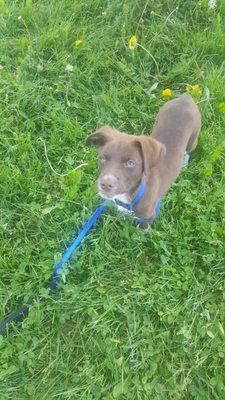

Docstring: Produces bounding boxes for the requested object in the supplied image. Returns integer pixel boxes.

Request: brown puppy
[86,93,201,227]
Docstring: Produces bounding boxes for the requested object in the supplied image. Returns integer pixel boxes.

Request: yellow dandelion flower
[74,39,82,46]
[186,84,202,95]
[191,84,202,95]
[162,88,172,97]
[218,102,225,112]
[128,35,137,50]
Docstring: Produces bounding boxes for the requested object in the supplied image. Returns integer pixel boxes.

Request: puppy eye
[99,155,107,163]
[125,160,135,168]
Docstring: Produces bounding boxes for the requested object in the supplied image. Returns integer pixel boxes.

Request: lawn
[0,0,225,398]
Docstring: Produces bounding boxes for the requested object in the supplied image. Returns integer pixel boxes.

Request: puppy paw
[138,221,151,231]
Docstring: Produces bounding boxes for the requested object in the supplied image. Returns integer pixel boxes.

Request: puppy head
[86,126,165,198]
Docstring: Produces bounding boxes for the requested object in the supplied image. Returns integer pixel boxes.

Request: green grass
[0,0,225,398]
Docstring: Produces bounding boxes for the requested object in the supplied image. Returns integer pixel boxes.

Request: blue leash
[52,202,108,286]
[0,202,108,333]
[0,179,159,333]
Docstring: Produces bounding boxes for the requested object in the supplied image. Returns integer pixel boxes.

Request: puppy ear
[135,136,166,174]
[86,125,119,149]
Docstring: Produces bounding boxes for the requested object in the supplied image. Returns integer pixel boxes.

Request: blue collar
[114,178,147,211]
[113,177,161,224]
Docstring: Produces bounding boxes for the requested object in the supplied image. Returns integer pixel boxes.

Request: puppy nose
[99,175,117,192]
[100,182,114,190]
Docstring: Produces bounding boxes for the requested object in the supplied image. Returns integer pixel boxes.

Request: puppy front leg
[134,179,161,229]
[135,202,158,230]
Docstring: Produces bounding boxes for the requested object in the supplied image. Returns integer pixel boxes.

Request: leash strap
[0,202,108,334]
[0,301,34,333]
[52,201,108,286]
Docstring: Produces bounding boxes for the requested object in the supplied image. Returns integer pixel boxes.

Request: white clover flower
[208,0,216,9]
[37,64,43,71]
[65,64,73,73]
[0,64,3,70]
[18,15,22,20]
